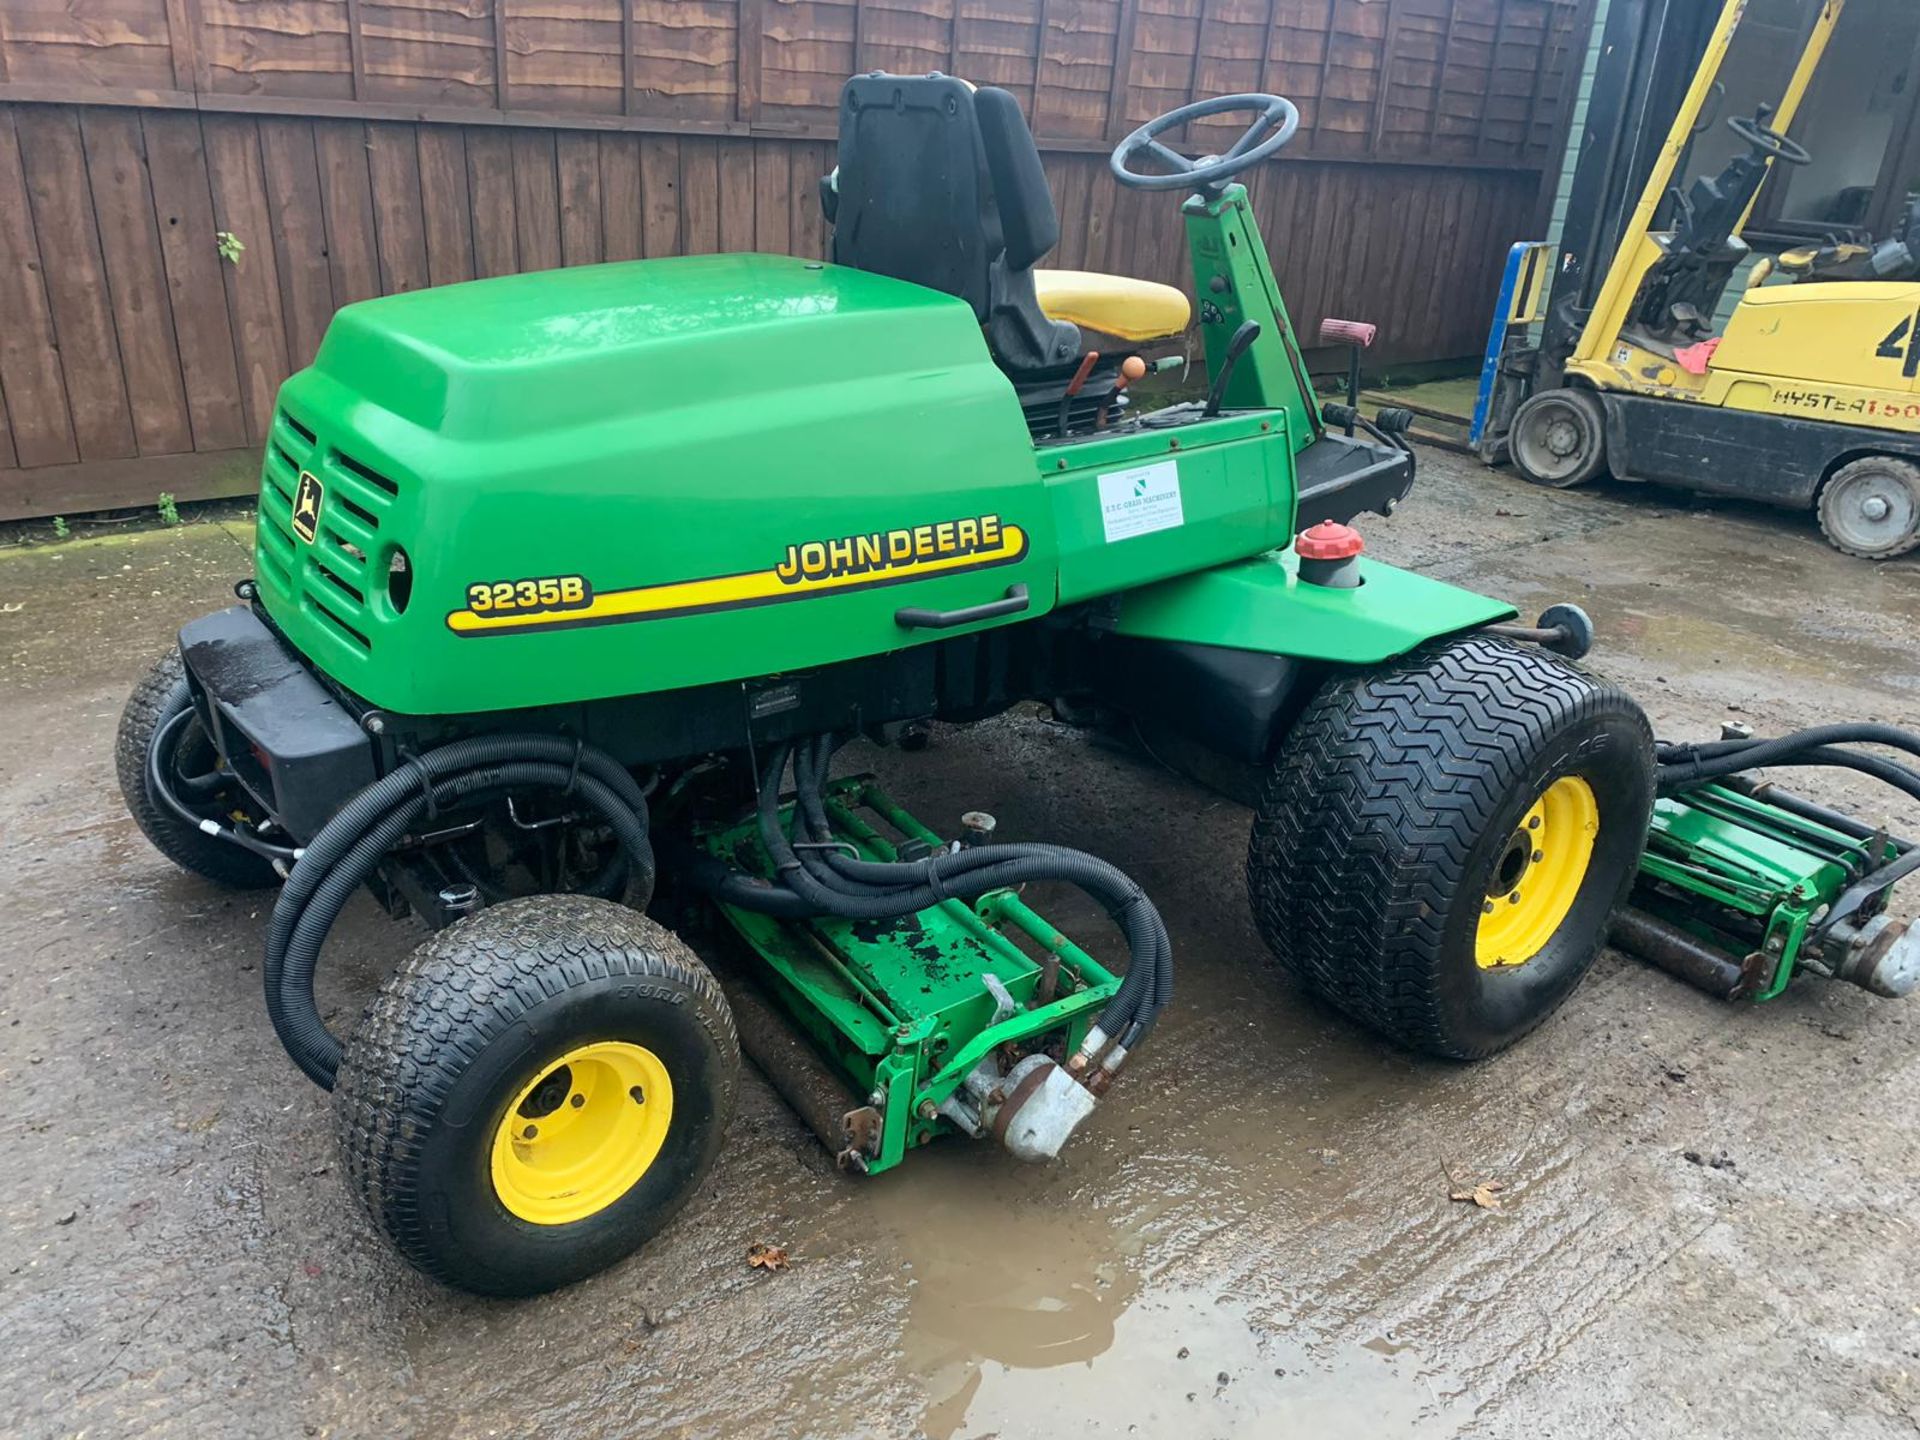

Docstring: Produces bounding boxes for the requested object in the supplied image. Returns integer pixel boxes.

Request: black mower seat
[827,74,1186,369]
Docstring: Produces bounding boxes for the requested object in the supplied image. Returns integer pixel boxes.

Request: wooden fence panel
[0,108,75,470]
[81,108,195,456]
[0,0,1595,517]
[12,106,138,463]
[203,115,293,443]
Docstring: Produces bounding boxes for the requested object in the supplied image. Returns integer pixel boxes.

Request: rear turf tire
[115,648,280,890]
[333,895,739,1297]
[1246,635,1654,1060]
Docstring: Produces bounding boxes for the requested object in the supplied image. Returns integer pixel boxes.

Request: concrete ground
[2,449,1917,1440]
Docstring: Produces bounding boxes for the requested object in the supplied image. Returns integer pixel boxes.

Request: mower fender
[1108,550,1517,665]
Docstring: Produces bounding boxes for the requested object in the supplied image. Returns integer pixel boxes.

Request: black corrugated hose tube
[1656,724,1920,807]
[685,736,1173,1065]
[262,734,657,1090]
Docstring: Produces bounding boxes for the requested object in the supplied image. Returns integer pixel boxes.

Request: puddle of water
[919,1288,1471,1440]
[856,1117,1477,1440]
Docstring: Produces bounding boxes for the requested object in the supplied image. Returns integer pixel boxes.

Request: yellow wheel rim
[489,1040,674,1226]
[1474,776,1600,969]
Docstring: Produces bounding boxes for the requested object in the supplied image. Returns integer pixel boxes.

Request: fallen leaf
[747,1241,790,1271]
[1449,1181,1506,1212]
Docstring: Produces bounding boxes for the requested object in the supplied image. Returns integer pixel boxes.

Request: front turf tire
[1246,635,1654,1060]
[115,648,279,890]
[333,895,739,1297]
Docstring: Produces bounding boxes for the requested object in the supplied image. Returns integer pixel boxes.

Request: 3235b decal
[465,575,594,616]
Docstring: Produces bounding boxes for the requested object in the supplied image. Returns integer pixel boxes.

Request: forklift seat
[828,74,1187,370]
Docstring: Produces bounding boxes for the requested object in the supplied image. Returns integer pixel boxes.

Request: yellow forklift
[1475,0,1920,559]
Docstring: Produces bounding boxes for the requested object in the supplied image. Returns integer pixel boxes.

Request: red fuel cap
[1295,521,1364,561]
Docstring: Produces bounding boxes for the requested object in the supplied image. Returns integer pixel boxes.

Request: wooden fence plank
[258,118,336,369]
[142,110,249,451]
[717,137,754,252]
[557,130,605,265]
[418,125,477,285]
[510,129,562,272]
[0,447,261,524]
[203,115,293,443]
[367,121,431,293]
[601,131,645,261]
[13,106,136,462]
[790,139,826,259]
[679,135,719,254]
[638,134,680,256]
[313,120,382,305]
[81,107,194,455]
[752,137,790,254]
[0,107,78,468]
[465,127,519,277]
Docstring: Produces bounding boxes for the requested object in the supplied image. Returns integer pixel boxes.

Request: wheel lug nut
[523,1124,538,1139]
[1509,892,1522,904]
[629,1085,645,1104]
[1532,850,1544,863]
[1527,816,1541,830]
[570,1093,585,1108]
[1483,901,1495,914]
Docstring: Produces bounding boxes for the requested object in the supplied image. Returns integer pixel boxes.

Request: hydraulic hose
[1656,724,1920,806]
[687,738,1174,1059]
[146,683,301,862]
[265,734,655,1090]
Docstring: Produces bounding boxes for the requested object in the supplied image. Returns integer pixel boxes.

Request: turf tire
[1246,635,1654,1059]
[333,895,739,1297]
[115,648,280,890]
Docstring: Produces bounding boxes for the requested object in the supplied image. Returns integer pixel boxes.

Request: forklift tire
[1816,456,1920,560]
[1246,635,1654,1060]
[333,895,738,1297]
[115,648,280,890]
[1510,388,1608,489]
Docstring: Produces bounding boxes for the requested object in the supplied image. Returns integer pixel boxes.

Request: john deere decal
[292,471,325,545]
[447,514,1028,637]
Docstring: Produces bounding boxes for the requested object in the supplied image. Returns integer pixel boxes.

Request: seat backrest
[831,74,1060,322]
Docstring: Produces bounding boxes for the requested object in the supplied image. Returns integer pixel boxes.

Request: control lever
[1202,321,1260,418]
[1317,317,1377,436]
[1056,351,1100,438]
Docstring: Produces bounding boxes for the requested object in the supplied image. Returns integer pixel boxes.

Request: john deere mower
[116,76,1919,1298]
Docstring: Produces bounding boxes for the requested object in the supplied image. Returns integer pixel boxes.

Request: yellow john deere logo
[292,471,324,544]
[447,514,1028,637]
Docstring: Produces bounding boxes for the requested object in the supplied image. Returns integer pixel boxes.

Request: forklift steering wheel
[1727,112,1811,166]
[1110,94,1300,193]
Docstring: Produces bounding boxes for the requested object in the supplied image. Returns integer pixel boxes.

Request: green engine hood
[252,254,1052,714]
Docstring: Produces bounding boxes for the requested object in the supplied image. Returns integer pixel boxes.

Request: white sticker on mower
[1098,460,1184,543]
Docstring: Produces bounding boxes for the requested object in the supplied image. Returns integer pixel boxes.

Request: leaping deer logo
[293,471,324,544]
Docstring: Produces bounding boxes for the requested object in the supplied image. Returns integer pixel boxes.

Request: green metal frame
[1639,784,1897,1001]
[703,779,1119,1173]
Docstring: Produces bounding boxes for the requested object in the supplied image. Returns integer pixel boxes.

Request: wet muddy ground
[3,451,1918,1439]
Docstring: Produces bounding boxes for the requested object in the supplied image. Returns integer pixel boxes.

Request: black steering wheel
[1728,110,1811,166]
[1111,94,1301,193]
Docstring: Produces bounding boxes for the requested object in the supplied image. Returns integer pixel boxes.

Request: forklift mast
[1535,0,1723,384]
[1534,0,1846,384]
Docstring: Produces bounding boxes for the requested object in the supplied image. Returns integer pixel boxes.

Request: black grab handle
[895,584,1030,631]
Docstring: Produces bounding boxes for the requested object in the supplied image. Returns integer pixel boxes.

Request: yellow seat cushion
[1032,270,1191,342]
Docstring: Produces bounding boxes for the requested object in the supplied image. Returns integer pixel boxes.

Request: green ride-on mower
[115,76,1920,1298]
